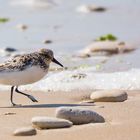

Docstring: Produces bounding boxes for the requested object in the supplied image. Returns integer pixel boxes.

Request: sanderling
[0,48,63,106]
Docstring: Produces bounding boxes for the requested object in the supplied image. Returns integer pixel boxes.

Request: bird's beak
[52,58,63,67]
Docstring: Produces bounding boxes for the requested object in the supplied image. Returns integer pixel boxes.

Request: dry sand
[0,90,139,140]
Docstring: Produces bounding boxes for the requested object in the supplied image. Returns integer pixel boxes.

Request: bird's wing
[0,54,33,73]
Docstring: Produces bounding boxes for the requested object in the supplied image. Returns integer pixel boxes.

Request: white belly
[0,66,47,86]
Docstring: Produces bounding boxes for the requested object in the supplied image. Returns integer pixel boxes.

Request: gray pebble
[55,107,104,125]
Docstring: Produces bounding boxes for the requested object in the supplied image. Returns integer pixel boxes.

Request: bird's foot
[28,95,38,102]
[11,103,22,107]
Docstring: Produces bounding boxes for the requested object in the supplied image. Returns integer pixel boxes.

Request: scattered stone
[16,24,28,31]
[79,41,135,57]
[77,53,91,58]
[4,112,16,115]
[90,90,128,102]
[5,47,17,52]
[13,127,36,136]
[0,47,18,57]
[71,73,87,79]
[77,5,106,13]
[55,107,104,125]
[43,39,52,44]
[31,116,73,129]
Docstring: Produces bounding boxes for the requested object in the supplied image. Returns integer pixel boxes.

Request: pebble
[90,90,128,102]
[71,73,87,79]
[0,47,18,57]
[13,127,36,136]
[31,116,73,129]
[5,47,17,52]
[4,112,16,115]
[79,41,135,57]
[16,24,28,31]
[77,5,106,13]
[43,39,52,44]
[55,107,104,125]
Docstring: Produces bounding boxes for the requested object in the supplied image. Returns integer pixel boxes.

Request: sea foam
[0,67,140,92]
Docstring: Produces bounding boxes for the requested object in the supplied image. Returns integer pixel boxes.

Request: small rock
[90,90,128,102]
[5,47,17,52]
[55,107,104,125]
[43,39,52,44]
[77,53,91,58]
[4,112,16,115]
[13,127,36,136]
[77,5,106,13]
[71,73,87,79]
[79,41,135,57]
[16,24,28,31]
[0,47,18,57]
[31,116,73,129]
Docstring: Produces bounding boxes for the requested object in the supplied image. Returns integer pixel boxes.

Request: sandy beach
[0,0,140,139]
[0,90,139,140]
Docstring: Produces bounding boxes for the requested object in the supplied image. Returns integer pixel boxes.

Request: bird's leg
[10,86,18,106]
[15,86,38,102]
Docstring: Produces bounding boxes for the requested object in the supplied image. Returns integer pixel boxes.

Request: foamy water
[28,68,140,91]
[0,67,140,91]
[0,0,140,92]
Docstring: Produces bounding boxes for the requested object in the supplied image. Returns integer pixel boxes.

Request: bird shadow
[0,103,95,108]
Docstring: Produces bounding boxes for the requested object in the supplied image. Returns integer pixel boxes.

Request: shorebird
[0,48,63,106]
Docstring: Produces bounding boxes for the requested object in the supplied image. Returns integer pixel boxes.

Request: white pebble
[90,90,128,102]
[13,127,36,136]
[31,116,73,129]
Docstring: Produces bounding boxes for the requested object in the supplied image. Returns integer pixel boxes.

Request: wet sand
[0,90,140,140]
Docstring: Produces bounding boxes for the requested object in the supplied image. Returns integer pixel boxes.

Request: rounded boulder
[55,107,104,125]
[90,90,128,102]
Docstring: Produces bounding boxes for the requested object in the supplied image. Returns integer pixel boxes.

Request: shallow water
[0,0,140,91]
[1,0,140,52]
[1,67,140,91]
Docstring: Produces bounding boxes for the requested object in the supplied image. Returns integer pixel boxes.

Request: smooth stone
[5,47,17,52]
[16,24,28,31]
[31,116,73,129]
[77,5,106,13]
[43,39,52,44]
[55,107,104,125]
[90,90,128,102]
[13,127,36,136]
[79,41,135,57]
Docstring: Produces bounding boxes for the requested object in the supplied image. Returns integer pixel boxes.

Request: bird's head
[39,48,63,67]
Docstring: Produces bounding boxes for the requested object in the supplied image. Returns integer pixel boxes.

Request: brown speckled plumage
[0,50,53,72]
